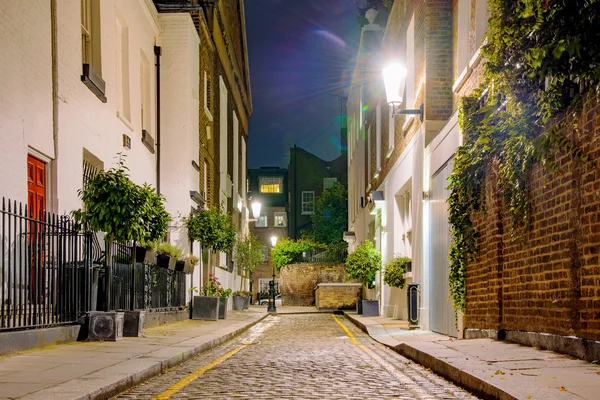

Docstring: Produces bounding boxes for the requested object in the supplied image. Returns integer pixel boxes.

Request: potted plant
[157,242,182,269]
[345,240,382,317]
[232,290,246,310]
[243,290,252,309]
[218,288,232,319]
[183,254,199,274]
[72,154,170,337]
[384,256,410,290]
[136,240,158,264]
[191,274,222,320]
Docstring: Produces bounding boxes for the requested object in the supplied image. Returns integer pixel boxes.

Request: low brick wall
[315,283,362,310]
[280,263,348,306]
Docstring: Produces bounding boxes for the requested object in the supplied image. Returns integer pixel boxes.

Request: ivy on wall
[447,0,599,315]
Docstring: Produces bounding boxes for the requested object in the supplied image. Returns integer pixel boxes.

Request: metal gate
[429,162,458,337]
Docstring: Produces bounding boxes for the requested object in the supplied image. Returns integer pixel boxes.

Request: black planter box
[192,296,220,320]
[218,297,228,319]
[157,254,175,269]
[122,310,145,337]
[175,260,186,272]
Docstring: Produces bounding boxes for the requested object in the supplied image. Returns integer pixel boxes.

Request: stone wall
[315,283,362,311]
[465,93,600,341]
[280,263,348,306]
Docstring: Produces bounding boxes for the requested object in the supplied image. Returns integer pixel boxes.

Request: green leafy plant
[383,256,410,289]
[186,254,199,266]
[345,240,381,289]
[447,0,596,317]
[72,155,170,306]
[307,182,348,246]
[271,238,321,270]
[185,206,236,253]
[221,288,232,298]
[200,273,222,297]
[233,233,264,290]
[158,242,183,258]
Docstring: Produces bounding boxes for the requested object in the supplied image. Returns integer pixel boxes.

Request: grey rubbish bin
[407,282,419,329]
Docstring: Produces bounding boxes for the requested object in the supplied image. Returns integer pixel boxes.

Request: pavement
[345,311,600,400]
[0,307,268,400]
[1,306,598,400]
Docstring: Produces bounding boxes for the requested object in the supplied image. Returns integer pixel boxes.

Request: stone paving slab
[0,308,267,400]
[345,311,600,400]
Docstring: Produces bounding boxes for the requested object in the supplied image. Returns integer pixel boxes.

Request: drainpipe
[154,45,162,194]
[51,0,58,213]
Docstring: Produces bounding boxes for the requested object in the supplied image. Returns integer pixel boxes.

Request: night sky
[245,0,362,169]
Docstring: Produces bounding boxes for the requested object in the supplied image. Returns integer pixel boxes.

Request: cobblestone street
[114,314,479,399]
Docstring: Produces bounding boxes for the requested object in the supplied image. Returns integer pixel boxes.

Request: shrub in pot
[183,254,199,274]
[136,240,157,264]
[192,274,222,320]
[218,288,232,319]
[384,256,410,290]
[232,290,246,311]
[345,240,382,316]
[157,242,182,269]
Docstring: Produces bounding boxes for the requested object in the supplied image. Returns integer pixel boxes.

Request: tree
[72,156,170,310]
[345,240,381,289]
[309,182,348,246]
[233,233,264,291]
[185,206,236,253]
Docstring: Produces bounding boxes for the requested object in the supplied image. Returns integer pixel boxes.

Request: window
[116,16,130,122]
[203,160,208,208]
[456,0,471,80]
[261,246,268,262]
[260,177,283,193]
[219,76,228,205]
[204,70,213,120]
[140,53,151,132]
[376,100,381,175]
[274,212,287,227]
[259,278,279,294]
[233,112,239,207]
[81,0,105,101]
[302,191,315,215]
[324,177,337,190]
[256,212,267,228]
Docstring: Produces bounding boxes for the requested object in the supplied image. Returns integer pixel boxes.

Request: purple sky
[245,0,361,168]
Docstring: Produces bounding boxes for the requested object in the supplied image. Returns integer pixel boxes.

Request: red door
[27,155,46,219]
[27,155,46,304]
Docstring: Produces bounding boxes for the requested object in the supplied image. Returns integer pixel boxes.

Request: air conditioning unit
[87,311,124,341]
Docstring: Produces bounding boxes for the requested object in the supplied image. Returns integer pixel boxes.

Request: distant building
[288,146,347,239]
[247,167,288,300]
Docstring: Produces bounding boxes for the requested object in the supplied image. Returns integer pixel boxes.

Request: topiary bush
[345,240,381,289]
[185,206,236,253]
[383,256,410,289]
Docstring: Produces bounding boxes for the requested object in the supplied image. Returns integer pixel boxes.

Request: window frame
[274,212,287,227]
[301,191,315,215]
[259,177,283,193]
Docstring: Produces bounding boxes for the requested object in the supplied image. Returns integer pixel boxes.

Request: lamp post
[382,62,424,121]
[268,235,278,313]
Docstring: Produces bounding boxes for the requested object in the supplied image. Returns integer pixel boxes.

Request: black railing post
[130,241,136,311]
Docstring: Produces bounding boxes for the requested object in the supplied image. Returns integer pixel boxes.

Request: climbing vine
[448,0,599,314]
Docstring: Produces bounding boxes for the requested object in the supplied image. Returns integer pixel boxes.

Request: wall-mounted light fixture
[251,201,262,220]
[382,62,423,121]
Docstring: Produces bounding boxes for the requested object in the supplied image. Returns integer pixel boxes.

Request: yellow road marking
[332,314,359,345]
[153,344,247,400]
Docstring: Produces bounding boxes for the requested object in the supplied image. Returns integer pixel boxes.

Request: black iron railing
[290,248,347,264]
[107,241,187,311]
[0,198,93,331]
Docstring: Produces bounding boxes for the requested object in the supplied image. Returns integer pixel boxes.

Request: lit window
[256,212,267,228]
[323,178,337,190]
[274,212,287,227]
[260,177,283,193]
[302,191,315,215]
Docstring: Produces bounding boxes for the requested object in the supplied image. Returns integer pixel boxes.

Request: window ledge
[81,64,107,103]
[117,111,134,132]
[452,66,472,93]
[301,212,314,216]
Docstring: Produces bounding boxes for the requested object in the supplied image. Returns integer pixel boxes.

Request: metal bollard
[407,282,420,329]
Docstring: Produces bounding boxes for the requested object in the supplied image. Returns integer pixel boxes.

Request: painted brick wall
[280,263,348,306]
[465,93,600,340]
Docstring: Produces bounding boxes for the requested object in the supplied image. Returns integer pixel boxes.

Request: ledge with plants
[448,0,598,318]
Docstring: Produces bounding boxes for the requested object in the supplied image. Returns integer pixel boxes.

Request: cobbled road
[114,314,479,400]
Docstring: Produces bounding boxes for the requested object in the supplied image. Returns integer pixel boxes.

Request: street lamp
[382,62,424,121]
[251,201,262,220]
[268,235,278,313]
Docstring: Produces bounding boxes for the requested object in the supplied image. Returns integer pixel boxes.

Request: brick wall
[465,93,600,340]
[315,284,362,310]
[280,263,348,306]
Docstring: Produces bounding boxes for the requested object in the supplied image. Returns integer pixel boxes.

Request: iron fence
[107,241,187,311]
[0,198,93,331]
[290,248,347,264]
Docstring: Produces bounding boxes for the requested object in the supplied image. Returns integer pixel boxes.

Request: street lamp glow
[382,62,407,104]
[270,235,278,247]
[251,201,262,219]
